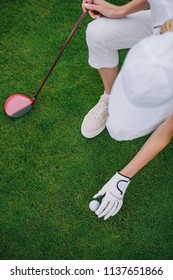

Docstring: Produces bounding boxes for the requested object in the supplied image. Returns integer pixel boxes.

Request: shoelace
[93,96,108,120]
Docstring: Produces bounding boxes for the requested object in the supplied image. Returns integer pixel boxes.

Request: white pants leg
[86,10,153,69]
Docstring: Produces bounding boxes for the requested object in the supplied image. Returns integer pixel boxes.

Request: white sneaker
[81,95,109,138]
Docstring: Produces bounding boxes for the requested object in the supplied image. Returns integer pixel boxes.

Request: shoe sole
[81,124,106,139]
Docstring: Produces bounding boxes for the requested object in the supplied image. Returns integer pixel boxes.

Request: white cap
[148,0,173,29]
[109,32,173,131]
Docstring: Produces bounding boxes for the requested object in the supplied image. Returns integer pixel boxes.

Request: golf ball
[89,200,100,212]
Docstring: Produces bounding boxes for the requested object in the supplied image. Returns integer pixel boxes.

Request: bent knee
[86,18,118,49]
[86,16,132,48]
[86,19,106,48]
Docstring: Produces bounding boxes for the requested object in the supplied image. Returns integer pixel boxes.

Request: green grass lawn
[0,0,173,260]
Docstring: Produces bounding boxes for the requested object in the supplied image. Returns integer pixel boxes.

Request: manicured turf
[0,0,173,260]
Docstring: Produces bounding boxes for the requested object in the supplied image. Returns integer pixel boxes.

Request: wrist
[119,168,134,179]
[112,5,127,18]
[121,0,150,17]
[117,171,131,181]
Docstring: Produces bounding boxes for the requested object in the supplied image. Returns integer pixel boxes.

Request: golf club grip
[33,11,87,99]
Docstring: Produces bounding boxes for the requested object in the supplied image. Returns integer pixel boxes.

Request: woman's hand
[82,0,125,19]
[160,19,173,34]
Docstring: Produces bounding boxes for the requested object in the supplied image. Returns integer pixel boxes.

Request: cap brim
[108,70,173,132]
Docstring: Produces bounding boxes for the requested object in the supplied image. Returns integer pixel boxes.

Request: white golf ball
[89,200,100,212]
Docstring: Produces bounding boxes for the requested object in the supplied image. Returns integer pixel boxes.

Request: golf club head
[4,94,35,118]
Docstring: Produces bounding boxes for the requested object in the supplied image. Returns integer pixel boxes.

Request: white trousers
[86,10,153,69]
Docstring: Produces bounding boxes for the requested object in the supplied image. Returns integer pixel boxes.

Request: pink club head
[4,94,35,118]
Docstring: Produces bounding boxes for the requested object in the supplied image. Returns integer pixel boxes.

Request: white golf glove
[93,172,131,220]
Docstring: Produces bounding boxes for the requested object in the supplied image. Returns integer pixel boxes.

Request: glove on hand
[93,172,131,220]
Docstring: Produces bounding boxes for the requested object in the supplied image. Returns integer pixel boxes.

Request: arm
[82,0,150,19]
[93,114,173,220]
[120,114,173,178]
[123,0,150,16]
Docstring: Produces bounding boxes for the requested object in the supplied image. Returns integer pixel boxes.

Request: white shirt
[148,0,173,28]
[107,33,173,140]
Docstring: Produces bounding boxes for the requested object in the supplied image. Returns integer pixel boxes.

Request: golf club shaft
[33,11,87,99]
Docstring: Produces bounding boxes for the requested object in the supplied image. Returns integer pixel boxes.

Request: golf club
[4,9,89,118]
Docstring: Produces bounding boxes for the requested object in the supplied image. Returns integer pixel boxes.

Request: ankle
[103,91,110,100]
